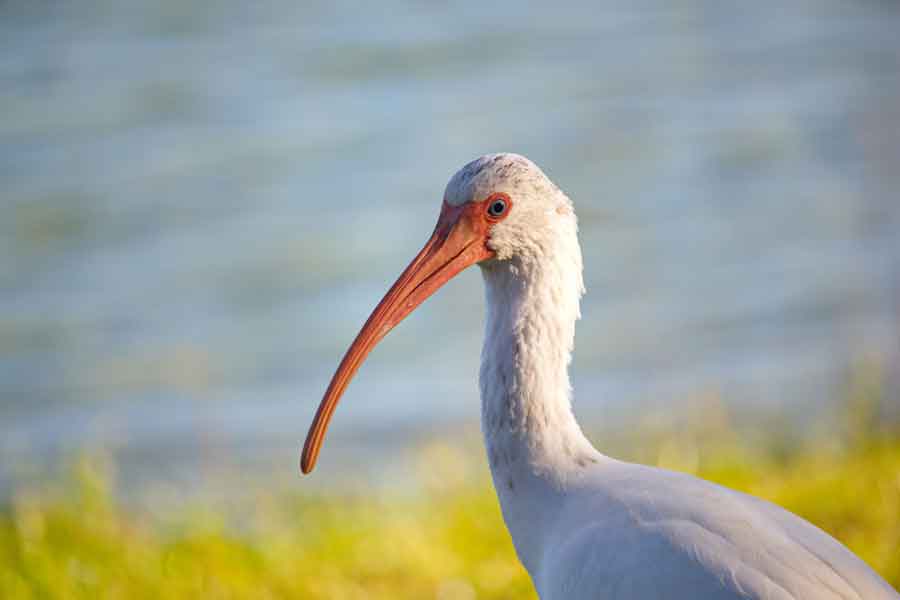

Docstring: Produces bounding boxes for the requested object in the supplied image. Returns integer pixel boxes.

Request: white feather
[443,153,900,600]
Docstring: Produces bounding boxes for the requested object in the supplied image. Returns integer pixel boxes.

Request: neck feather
[478,219,599,575]
[478,219,597,486]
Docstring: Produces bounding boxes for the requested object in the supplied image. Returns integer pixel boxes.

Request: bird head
[300,153,572,473]
[444,153,576,263]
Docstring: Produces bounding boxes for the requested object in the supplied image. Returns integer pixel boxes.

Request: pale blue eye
[488,199,507,217]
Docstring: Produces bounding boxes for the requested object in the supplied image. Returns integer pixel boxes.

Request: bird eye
[487,198,507,218]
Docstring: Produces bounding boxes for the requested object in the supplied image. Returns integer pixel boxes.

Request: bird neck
[478,230,600,573]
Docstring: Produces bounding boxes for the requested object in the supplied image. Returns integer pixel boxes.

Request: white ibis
[300,154,899,599]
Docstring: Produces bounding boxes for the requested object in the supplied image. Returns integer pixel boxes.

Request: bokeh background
[2,1,899,598]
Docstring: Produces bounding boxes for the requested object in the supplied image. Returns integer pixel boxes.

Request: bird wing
[536,461,899,600]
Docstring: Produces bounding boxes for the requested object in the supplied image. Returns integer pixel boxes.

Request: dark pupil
[490,201,505,215]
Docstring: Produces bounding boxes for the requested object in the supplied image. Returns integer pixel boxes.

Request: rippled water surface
[2,1,899,488]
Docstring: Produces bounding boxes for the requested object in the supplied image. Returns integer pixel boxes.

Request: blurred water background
[2,0,899,496]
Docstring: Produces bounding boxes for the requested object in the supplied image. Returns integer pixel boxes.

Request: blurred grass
[2,392,899,599]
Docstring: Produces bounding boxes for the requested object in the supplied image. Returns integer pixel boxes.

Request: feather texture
[449,153,900,600]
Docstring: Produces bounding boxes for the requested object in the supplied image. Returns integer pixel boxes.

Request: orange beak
[300,200,495,474]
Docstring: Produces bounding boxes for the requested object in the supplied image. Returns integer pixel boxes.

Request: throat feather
[478,248,595,481]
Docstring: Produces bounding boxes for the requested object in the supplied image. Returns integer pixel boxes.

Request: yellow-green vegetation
[2,409,899,599]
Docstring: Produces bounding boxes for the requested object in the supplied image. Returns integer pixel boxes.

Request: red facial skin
[300,194,512,474]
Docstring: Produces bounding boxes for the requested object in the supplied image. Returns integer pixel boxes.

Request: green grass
[2,413,899,599]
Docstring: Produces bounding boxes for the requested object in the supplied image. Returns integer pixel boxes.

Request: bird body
[301,154,899,599]
[531,460,896,599]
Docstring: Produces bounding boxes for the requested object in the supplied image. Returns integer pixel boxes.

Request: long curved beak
[300,201,492,474]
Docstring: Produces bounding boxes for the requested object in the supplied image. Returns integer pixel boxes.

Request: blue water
[2,1,899,488]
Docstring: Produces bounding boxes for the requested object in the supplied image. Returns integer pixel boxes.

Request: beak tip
[299,453,315,475]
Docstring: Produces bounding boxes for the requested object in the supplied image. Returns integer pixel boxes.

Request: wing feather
[536,462,898,600]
